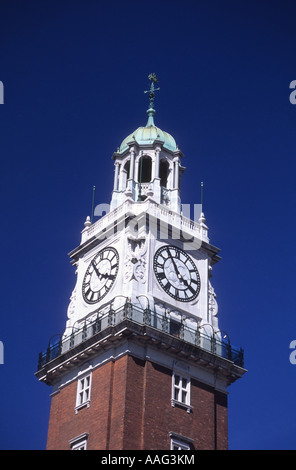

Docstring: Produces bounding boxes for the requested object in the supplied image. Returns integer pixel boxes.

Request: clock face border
[82,247,119,304]
[153,245,201,303]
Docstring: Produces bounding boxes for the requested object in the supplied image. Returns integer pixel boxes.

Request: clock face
[82,247,119,304]
[153,245,200,302]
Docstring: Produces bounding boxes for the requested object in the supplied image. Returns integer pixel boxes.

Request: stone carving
[123,236,147,283]
[67,286,77,318]
[161,187,170,205]
[208,281,218,317]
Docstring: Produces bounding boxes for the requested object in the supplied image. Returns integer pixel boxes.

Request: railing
[37,302,244,371]
[82,198,206,244]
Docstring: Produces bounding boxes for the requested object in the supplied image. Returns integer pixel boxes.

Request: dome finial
[144,73,160,126]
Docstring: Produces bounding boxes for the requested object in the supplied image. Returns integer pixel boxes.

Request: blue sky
[0,0,296,450]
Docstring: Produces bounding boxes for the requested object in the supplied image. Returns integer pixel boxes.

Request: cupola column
[174,158,179,189]
[155,147,160,179]
[114,162,119,190]
[130,147,135,181]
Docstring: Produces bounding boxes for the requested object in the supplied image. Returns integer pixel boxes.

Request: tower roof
[119,111,177,152]
[119,74,178,153]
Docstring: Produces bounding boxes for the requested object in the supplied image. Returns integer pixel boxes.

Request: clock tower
[36,74,245,451]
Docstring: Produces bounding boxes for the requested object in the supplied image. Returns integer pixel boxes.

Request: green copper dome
[119,108,177,153]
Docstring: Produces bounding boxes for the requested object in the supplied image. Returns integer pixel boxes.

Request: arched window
[138,156,152,183]
[159,159,169,188]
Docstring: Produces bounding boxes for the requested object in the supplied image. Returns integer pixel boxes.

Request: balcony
[80,198,209,246]
[37,301,244,373]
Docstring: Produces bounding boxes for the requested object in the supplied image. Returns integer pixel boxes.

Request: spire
[198,182,209,239]
[144,73,160,127]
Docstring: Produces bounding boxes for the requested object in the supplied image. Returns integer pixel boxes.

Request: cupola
[110,74,185,213]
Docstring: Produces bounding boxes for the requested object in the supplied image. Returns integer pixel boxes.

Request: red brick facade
[46,353,228,450]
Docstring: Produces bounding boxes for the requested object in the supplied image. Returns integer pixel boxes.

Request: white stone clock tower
[36,74,245,451]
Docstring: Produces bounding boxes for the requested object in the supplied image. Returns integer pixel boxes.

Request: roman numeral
[169,285,176,296]
[155,261,164,269]
[157,272,166,281]
[163,280,171,291]
[86,290,93,301]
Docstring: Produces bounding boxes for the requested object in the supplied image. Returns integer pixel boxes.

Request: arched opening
[122,159,130,189]
[159,159,169,188]
[124,160,130,180]
[138,155,152,183]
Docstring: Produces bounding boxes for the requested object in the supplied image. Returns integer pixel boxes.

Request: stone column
[130,148,135,181]
[114,162,119,190]
[155,147,160,179]
[174,159,179,189]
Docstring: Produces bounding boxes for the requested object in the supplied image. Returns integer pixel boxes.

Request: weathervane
[144,73,160,109]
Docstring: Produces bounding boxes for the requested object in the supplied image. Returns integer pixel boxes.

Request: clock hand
[182,277,190,288]
[167,251,182,279]
[91,261,103,280]
[99,272,115,280]
[167,250,191,287]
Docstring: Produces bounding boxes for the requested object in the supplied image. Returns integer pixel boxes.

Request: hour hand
[91,266,114,281]
[100,272,115,281]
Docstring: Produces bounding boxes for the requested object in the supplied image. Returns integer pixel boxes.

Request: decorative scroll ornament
[123,235,147,284]
[208,281,218,317]
[161,187,170,205]
[67,286,77,318]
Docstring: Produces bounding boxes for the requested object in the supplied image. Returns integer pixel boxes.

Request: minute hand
[168,251,182,279]
[91,261,103,280]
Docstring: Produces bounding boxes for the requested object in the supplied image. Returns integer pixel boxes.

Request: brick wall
[46,353,228,450]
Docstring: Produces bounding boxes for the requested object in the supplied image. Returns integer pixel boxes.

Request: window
[70,433,88,450]
[72,440,87,450]
[170,436,191,450]
[75,373,91,412]
[173,374,189,403]
[171,372,191,412]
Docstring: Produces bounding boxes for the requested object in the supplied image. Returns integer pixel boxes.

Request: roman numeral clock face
[153,245,201,302]
[82,247,119,304]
